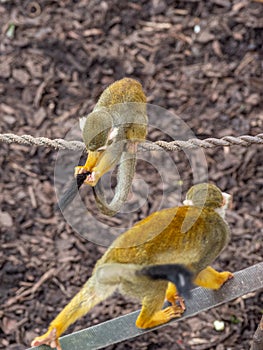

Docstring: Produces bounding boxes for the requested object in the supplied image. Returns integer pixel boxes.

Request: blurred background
[0,1,262,349]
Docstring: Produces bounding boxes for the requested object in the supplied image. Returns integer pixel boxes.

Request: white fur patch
[79,116,87,131]
[183,199,194,206]
[108,127,119,140]
[216,192,231,219]
[222,192,231,209]
[178,273,185,287]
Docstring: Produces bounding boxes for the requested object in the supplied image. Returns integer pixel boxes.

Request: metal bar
[29,262,263,350]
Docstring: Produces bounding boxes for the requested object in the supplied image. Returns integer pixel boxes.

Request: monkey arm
[31,262,193,346]
[72,138,139,216]
[194,266,233,289]
[96,262,192,329]
[75,141,124,187]
[30,264,139,349]
[165,283,187,311]
[57,144,124,213]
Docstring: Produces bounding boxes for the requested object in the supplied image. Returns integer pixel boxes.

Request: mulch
[0,1,262,349]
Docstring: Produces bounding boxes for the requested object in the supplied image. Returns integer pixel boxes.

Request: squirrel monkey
[58,78,148,215]
[32,183,233,350]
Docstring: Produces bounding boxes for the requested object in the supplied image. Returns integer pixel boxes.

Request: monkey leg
[194,266,233,290]
[31,275,116,349]
[165,282,186,311]
[136,289,184,329]
[96,263,185,329]
[31,327,62,350]
[95,263,139,285]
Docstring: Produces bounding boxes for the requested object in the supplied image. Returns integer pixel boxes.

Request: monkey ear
[82,111,113,151]
[222,192,232,209]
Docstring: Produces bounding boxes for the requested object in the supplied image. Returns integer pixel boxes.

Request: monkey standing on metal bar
[32,183,233,350]
[58,77,148,215]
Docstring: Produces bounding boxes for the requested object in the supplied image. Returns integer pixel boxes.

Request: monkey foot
[31,328,61,350]
[157,305,184,325]
[219,271,234,285]
[167,294,186,311]
[165,304,185,319]
[136,305,184,329]
[165,281,188,310]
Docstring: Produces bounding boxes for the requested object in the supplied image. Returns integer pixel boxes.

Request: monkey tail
[138,264,194,298]
[96,263,194,299]
[93,151,136,216]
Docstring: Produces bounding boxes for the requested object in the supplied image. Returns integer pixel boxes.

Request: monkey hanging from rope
[58,77,148,216]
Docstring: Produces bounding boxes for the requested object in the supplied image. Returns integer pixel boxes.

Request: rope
[0,133,85,151]
[155,133,263,151]
[0,132,263,152]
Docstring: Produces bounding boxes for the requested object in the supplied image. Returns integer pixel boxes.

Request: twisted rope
[0,132,262,151]
[0,133,85,151]
[154,133,263,151]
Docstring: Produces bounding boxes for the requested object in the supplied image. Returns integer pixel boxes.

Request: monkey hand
[31,327,61,350]
[74,165,98,186]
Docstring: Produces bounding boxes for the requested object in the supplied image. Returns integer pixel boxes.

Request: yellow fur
[31,184,232,349]
[76,78,147,186]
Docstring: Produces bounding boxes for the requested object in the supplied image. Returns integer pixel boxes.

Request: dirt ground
[0,1,262,349]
